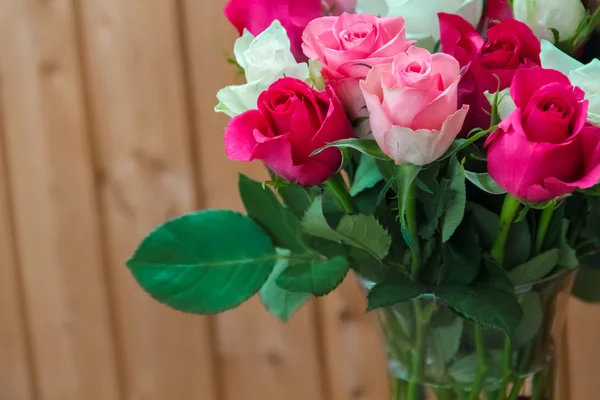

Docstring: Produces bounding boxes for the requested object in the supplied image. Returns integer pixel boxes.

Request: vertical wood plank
[318,278,389,400]
[565,299,600,400]
[180,1,327,399]
[0,0,121,399]
[75,1,219,399]
[0,118,35,400]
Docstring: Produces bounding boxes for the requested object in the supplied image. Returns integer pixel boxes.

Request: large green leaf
[435,286,523,337]
[366,276,423,311]
[259,249,312,322]
[350,154,384,196]
[440,218,482,286]
[508,249,559,285]
[239,174,306,253]
[311,138,391,160]
[464,170,506,195]
[441,155,466,242]
[513,292,543,348]
[302,196,391,260]
[469,203,499,251]
[276,256,350,296]
[127,210,276,314]
[426,316,464,364]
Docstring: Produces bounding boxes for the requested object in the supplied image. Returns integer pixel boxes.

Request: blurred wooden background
[0,1,598,399]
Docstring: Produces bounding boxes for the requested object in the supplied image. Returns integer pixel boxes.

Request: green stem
[325,175,357,215]
[406,300,426,400]
[507,378,524,400]
[535,205,556,255]
[531,368,549,400]
[392,378,406,400]
[468,325,488,400]
[491,195,522,264]
[406,181,420,278]
[495,338,513,400]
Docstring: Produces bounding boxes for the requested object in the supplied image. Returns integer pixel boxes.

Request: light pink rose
[302,13,413,135]
[360,47,469,166]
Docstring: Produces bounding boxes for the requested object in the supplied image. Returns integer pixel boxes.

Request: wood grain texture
[0,0,121,399]
[565,299,600,400]
[318,278,389,400]
[74,1,219,399]
[180,1,327,399]
[0,114,35,400]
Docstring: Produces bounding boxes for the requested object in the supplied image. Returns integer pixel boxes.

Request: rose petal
[383,105,469,165]
[510,67,571,109]
[412,75,461,131]
[224,109,268,161]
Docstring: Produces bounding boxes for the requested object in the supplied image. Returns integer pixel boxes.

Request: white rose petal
[513,0,586,43]
[541,40,600,127]
[356,0,484,46]
[215,20,319,117]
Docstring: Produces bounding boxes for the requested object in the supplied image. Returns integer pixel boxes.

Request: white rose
[541,40,600,126]
[513,0,587,43]
[356,0,484,49]
[215,21,312,117]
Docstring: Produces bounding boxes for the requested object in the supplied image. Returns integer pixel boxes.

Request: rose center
[403,60,429,76]
[340,22,374,42]
[270,92,294,112]
[539,100,568,118]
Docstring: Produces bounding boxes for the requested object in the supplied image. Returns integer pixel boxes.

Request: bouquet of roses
[127,0,600,398]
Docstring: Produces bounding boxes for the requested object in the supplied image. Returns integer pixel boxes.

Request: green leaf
[353,183,384,214]
[426,317,464,364]
[464,170,506,195]
[579,248,600,270]
[259,249,312,322]
[311,138,391,160]
[417,164,446,240]
[469,203,499,251]
[559,220,579,268]
[504,219,532,269]
[480,258,514,294]
[239,174,306,253]
[127,210,276,314]
[395,163,422,250]
[508,249,560,285]
[441,155,466,242]
[449,351,504,386]
[366,277,423,311]
[276,256,350,296]
[350,154,384,196]
[513,292,543,348]
[277,183,317,217]
[441,219,482,286]
[302,196,392,260]
[435,286,523,337]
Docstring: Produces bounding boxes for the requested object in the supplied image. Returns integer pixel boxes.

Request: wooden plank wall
[0,1,597,399]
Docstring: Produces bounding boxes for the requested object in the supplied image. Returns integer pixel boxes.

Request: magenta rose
[302,13,413,133]
[322,0,357,15]
[225,0,322,61]
[439,13,540,132]
[360,47,469,166]
[486,67,600,203]
[225,77,353,186]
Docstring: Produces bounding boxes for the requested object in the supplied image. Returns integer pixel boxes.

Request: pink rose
[360,47,469,165]
[225,0,322,61]
[440,14,540,132]
[486,67,600,203]
[225,77,353,186]
[302,14,413,133]
[322,0,357,15]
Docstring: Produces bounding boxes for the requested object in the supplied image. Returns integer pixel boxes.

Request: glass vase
[370,271,575,400]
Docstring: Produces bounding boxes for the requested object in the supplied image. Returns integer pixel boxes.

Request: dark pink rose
[440,13,541,132]
[485,67,600,203]
[225,77,353,186]
[479,0,513,29]
[322,0,357,15]
[303,14,413,134]
[225,0,322,61]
